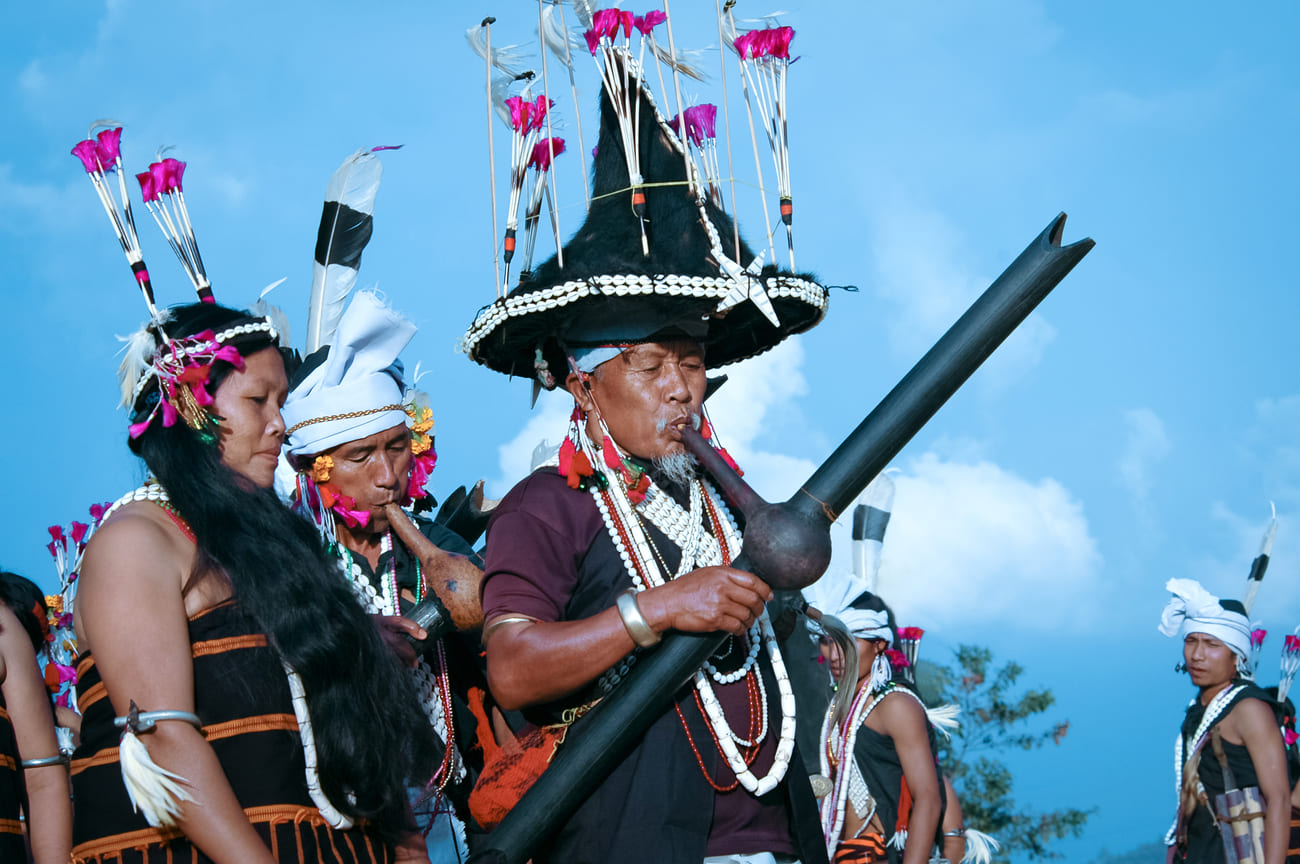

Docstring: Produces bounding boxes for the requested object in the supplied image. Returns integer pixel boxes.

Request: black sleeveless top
[0,695,25,861]
[851,688,947,864]
[71,601,392,864]
[1176,683,1276,864]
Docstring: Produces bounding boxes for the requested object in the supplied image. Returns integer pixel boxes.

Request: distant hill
[1089,841,1167,864]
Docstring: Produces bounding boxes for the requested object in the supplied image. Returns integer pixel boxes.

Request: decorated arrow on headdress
[305,147,391,354]
[853,471,896,593]
[1242,501,1278,616]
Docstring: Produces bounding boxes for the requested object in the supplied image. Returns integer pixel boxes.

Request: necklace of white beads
[1163,683,1246,844]
[580,428,797,796]
[335,531,464,785]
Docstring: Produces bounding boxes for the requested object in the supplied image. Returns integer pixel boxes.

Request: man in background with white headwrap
[280,290,487,861]
[1159,578,1290,864]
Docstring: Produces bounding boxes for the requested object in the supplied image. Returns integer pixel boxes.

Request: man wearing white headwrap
[1159,578,1254,667]
[1159,578,1289,864]
[280,291,487,862]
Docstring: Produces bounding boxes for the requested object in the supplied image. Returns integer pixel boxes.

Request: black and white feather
[305,149,385,354]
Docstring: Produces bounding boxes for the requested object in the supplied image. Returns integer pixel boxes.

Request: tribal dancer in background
[1160,578,1292,864]
[804,576,950,864]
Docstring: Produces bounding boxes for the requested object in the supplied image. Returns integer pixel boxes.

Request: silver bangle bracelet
[616,589,660,648]
[113,707,202,734]
[21,753,70,769]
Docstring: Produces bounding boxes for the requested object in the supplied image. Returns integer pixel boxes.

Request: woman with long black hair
[70,301,438,863]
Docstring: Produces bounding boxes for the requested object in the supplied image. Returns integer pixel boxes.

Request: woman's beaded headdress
[70,121,279,441]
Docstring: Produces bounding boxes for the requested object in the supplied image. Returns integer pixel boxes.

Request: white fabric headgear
[803,571,892,642]
[1158,577,1252,660]
[282,291,415,457]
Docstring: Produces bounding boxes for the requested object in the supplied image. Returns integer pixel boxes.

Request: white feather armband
[113,702,201,828]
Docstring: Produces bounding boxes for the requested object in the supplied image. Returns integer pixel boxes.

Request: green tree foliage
[916,645,1093,861]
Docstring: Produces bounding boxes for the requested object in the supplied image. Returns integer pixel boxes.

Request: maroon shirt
[483,467,798,860]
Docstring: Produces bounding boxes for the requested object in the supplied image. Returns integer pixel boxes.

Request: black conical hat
[463,62,827,384]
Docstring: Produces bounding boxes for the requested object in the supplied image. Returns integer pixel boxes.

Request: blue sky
[2,1,1297,860]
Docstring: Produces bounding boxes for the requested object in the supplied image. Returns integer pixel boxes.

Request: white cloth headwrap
[1158,577,1252,660]
[283,291,415,457]
[803,571,892,642]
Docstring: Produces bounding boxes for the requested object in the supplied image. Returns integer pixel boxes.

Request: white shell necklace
[334,533,464,784]
[1164,683,1246,844]
[581,428,797,796]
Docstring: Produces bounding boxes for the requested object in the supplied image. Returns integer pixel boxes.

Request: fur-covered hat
[462,53,827,385]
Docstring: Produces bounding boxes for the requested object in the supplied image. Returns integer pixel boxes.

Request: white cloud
[491,387,572,497]
[825,452,1102,634]
[1119,407,1170,502]
[1118,407,1170,538]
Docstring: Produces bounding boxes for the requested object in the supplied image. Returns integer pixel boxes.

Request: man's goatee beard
[653,451,700,488]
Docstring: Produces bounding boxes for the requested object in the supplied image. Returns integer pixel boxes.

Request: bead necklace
[676,671,763,792]
[102,480,195,541]
[333,529,461,786]
[337,531,426,617]
[818,683,923,856]
[578,424,797,795]
[1164,683,1246,844]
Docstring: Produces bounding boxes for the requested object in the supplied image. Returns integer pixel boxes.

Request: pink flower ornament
[885,648,910,668]
[158,158,186,194]
[634,10,666,36]
[95,127,123,166]
[70,521,90,546]
[506,96,531,132]
[767,26,795,59]
[71,139,102,173]
[529,137,566,172]
[733,30,760,60]
[1251,628,1268,648]
[528,96,554,133]
[137,170,160,202]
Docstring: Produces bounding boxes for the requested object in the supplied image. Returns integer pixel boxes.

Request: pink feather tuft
[528,138,566,172]
[95,127,123,166]
[634,10,666,35]
[71,139,102,173]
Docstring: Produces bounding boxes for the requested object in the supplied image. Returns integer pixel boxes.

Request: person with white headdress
[1160,578,1290,864]
[803,572,950,864]
[280,289,489,859]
